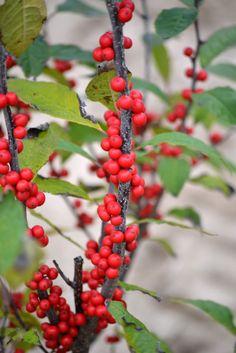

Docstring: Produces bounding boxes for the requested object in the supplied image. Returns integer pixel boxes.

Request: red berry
[110,76,126,92]
[6,92,18,106]
[106,201,121,216]
[93,47,103,62]
[123,36,133,49]
[111,230,124,243]
[132,112,147,127]
[39,299,50,311]
[105,160,120,175]
[36,192,46,206]
[39,235,49,247]
[75,313,87,326]
[0,150,11,164]
[109,148,122,160]
[13,126,27,139]
[210,132,223,144]
[116,95,132,110]
[58,321,69,333]
[109,135,123,148]
[95,305,107,317]
[97,205,110,222]
[131,99,145,114]
[118,7,133,23]
[110,215,122,226]
[39,264,49,274]
[0,164,9,174]
[181,88,192,101]
[197,70,208,81]
[31,225,44,239]
[185,68,194,78]
[101,138,111,151]
[16,179,30,192]
[26,303,36,313]
[38,279,50,291]
[118,154,134,168]
[25,197,38,209]
[108,254,122,268]
[0,94,7,109]
[60,335,73,349]
[99,33,113,48]
[20,168,34,181]
[99,246,112,258]
[48,268,58,280]
[118,169,132,183]
[5,171,20,185]
[106,267,119,279]
[183,47,193,57]
[102,47,114,61]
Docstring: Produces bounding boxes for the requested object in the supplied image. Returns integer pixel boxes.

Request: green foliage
[179,0,204,6]
[18,36,49,77]
[200,26,236,67]
[20,123,65,174]
[155,7,198,40]
[141,132,236,172]
[192,106,217,129]
[190,174,234,196]
[108,301,172,353]
[43,67,70,86]
[8,79,101,130]
[0,0,46,57]
[86,70,131,110]
[192,87,236,126]
[118,281,160,301]
[57,139,96,162]
[34,176,90,200]
[57,0,105,16]
[152,44,171,82]
[168,207,201,227]
[49,44,94,65]
[67,122,104,145]
[207,63,236,82]
[132,218,215,236]
[0,193,26,272]
[173,298,236,335]
[152,238,176,257]
[159,157,190,196]
[132,77,169,104]
[5,328,39,350]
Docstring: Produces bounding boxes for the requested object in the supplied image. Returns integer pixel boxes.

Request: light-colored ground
[30,1,236,352]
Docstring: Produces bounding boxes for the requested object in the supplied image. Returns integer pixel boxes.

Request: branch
[53,260,74,288]
[37,290,58,325]
[101,0,133,300]
[77,95,98,124]
[0,44,20,172]
[73,256,83,313]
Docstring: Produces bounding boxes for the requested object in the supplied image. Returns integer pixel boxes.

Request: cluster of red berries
[28,225,49,247]
[26,264,87,352]
[48,151,69,178]
[73,199,94,228]
[53,60,76,88]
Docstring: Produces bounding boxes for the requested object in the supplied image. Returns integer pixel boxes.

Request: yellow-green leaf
[0,0,47,57]
[8,79,101,130]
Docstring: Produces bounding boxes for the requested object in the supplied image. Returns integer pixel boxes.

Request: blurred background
[18,1,236,352]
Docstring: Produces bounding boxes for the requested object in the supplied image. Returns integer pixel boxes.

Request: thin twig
[53,260,74,288]
[73,256,83,313]
[77,95,98,124]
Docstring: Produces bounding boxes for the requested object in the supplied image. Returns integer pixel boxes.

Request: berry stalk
[101,0,133,299]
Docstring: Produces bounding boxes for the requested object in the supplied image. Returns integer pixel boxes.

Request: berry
[106,267,119,279]
[118,7,133,23]
[197,70,208,81]
[0,150,11,164]
[210,132,223,144]
[116,95,132,110]
[118,154,134,168]
[102,47,115,61]
[131,99,145,114]
[6,92,18,106]
[75,313,87,326]
[99,33,113,48]
[13,126,27,139]
[20,168,34,181]
[123,36,133,49]
[183,47,193,57]
[0,94,7,109]
[5,171,20,185]
[110,231,124,243]
[132,112,147,127]
[108,254,122,268]
[92,47,103,62]
[106,201,121,216]
[118,169,132,183]
[31,225,44,239]
[110,76,126,92]
[109,135,123,149]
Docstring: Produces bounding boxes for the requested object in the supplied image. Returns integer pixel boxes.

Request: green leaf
[192,87,236,126]
[43,67,70,86]
[22,330,39,345]
[8,79,101,130]
[190,174,234,196]
[108,301,172,353]
[132,77,169,104]
[155,7,198,40]
[0,193,26,272]
[132,218,216,236]
[0,0,47,57]
[142,32,163,47]
[34,176,90,200]
[152,44,171,82]
[17,36,49,77]
[192,106,217,129]
[168,207,201,227]
[67,122,104,145]
[118,281,161,301]
[86,70,131,110]
[207,63,236,82]
[57,0,105,16]
[9,311,41,331]
[159,157,190,196]
[57,139,96,162]
[153,238,176,257]
[49,44,94,65]
[179,0,204,7]
[19,123,65,174]
[172,298,236,335]
[141,132,236,173]
[200,26,236,67]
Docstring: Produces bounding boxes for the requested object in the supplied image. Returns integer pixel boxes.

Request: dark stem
[180,2,202,130]
[73,256,83,313]
[0,43,20,172]
[101,0,132,299]
[53,260,74,288]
